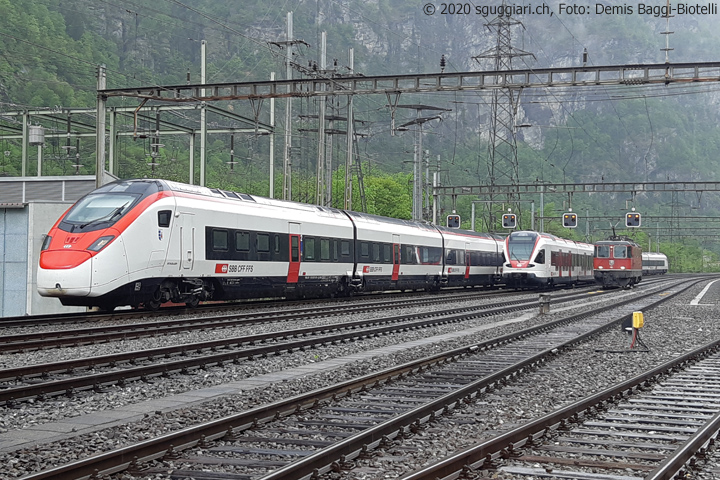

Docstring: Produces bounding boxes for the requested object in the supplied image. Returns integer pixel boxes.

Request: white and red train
[502,231,595,288]
[37,179,505,310]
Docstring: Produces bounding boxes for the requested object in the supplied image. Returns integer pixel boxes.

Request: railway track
[0,286,605,405]
[13,278,696,479]
[0,288,510,329]
[0,288,561,353]
[401,341,720,480]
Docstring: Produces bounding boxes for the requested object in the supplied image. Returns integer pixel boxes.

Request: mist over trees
[1,0,719,270]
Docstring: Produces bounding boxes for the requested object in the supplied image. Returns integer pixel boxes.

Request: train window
[372,243,381,263]
[445,249,456,265]
[305,238,316,261]
[403,245,417,264]
[332,240,339,262]
[157,210,171,228]
[213,229,229,251]
[257,233,270,253]
[595,245,610,258]
[614,246,627,258]
[321,239,331,261]
[360,242,370,258]
[235,231,250,251]
[222,190,240,199]
[341,240,351,257]
[383,244,392,263]
[291,236,299,262]
[534,249,545,264]
[274,235,280,254]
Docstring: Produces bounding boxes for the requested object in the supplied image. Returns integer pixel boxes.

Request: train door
[180,213,195,270]
[288,222,301,283]
[392,234,400,281]
[464,243,471,279]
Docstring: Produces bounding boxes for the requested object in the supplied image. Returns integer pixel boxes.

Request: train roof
[435,225,502,240]
[157,179,350,217]
[595,240,638,246]
[344,210,437,231]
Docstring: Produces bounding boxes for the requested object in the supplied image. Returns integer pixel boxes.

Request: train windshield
[64,193,140,229]
[506,232,538,261]
[59,180,161,232]
[595,245,610,258]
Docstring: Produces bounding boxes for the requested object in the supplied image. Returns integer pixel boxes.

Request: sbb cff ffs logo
[502,214,517,229]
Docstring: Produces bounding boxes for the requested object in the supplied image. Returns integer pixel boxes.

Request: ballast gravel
[2,278,720,479]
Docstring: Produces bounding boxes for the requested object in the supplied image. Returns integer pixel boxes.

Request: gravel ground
[2,278,717,479]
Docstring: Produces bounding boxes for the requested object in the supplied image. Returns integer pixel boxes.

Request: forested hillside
[1,0,720,268]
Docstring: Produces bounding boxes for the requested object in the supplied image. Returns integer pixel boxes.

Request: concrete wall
[0,207,28,317]
[0,202,84,316]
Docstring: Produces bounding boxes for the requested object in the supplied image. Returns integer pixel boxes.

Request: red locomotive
[593,236,643,288]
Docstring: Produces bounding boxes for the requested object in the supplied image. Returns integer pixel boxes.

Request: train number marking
[215,263,253,274]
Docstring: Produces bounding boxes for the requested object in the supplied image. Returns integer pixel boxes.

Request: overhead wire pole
[316,32,327,206]
[95,65,107,188]
[269,72,275,198]
[396,105,450,221]
[344,48,354,210]
[199,39,207,186]
[472,0,534,231]
[279,13,302,200]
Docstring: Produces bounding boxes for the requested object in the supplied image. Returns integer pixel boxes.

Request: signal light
[446,214,460,228]
[562,212,578,228]
[625,212,641,227]
[502,213,517,229]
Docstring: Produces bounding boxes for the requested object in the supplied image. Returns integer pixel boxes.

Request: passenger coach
[503,231,594,288]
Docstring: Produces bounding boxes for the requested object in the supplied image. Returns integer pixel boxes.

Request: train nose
[37,253,92,297]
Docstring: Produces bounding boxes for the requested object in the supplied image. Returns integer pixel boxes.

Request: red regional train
[37,179,506,310]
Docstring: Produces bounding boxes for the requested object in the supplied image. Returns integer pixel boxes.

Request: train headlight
[41,235,52,251]
[87,235,115,252]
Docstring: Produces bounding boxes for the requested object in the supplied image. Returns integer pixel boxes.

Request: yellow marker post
[632,311,644,329]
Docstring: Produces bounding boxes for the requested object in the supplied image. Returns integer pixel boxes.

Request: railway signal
[562,212,578,228]
[446,214,460,228]
[502,213,517,229]
[625,212,641,227]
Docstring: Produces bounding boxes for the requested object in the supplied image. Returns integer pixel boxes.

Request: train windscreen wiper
[79,202,130,229]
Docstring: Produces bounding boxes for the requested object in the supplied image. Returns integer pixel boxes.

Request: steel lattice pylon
[472,1,534,231]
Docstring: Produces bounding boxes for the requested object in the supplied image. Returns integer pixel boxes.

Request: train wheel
[185,296,200,308]
[146,289,163,310]
[146,299,161,311]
